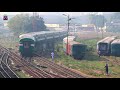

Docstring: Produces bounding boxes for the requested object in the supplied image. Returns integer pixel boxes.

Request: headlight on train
[31,44,35,47]
[19,44,23,46]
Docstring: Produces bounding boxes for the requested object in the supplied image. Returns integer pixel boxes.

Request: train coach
[19,34,35,57]
[97,36,117,56]
[19,31,67,57]
[111,39,120,57]
[63,36,87,59]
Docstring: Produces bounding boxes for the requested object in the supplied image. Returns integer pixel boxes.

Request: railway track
[0,46,40,78]
[2,46,49,78]
[0,45,85,78]
[0,45,63,78]
[25,58,65,78]
[32,61,67,78]
[33,53,85,78]
[10,55,41,78]
[9,50,63,78]
[102,56,120,65]
[0,50,19,78]
[10,50,85,78]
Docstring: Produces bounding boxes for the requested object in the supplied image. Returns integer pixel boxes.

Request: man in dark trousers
[105,62,109,75]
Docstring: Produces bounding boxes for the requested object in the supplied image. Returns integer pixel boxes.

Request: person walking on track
[51,52,54,61]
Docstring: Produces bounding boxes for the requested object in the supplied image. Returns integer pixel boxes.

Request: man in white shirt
[51,52,54,61]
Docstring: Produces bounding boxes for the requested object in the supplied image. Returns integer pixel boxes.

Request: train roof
[69,41,85,46]
[69,41,80,45]
[19,34,36,41]
[20,30,66,36]
[111,39,120,44]
[19,30,67,41]
[63,36,76,42]
[64,36,76,39]
[97,36,117,44]
[63,40,84,45]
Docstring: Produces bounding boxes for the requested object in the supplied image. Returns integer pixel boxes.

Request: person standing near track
[105,62,109,76]
[51,52,54,61]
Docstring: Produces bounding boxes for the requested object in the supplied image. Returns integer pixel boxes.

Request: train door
[23,42,30,49]
[43,43,46,52]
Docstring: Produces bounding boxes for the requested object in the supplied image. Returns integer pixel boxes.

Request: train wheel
[73,57,77,59]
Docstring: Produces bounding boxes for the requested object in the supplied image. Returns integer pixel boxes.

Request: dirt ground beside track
[70,31,120,40]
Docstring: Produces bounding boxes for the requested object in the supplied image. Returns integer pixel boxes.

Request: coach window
[24,42,29,48]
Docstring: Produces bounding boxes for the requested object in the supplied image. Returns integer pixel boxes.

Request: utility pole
[63,14,75,55]
[102,16,104,39]
[32,12,38,32]
[74,24,76,36]
[67,15,70,55]
[32,12,35,32]
[101,24,103,39]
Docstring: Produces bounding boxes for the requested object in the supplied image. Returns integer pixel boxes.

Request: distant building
[45,24,96,32]
[59,24,66,27]
[4,22,8,27]
[106,20,120,29]
[45,24,60,28]
[76,24,95,31]
[45,24,68,31]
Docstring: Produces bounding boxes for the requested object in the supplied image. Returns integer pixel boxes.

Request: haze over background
[0,12,115,24]
[0,12,115,16]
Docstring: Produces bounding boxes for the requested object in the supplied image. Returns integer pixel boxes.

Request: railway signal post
[63,14,75,55]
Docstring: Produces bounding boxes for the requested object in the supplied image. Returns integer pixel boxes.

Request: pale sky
[0,12,89,15]
[0,12,115,16]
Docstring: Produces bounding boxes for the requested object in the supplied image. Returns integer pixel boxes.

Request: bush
[107,26,120,33]
[87,46,94,52]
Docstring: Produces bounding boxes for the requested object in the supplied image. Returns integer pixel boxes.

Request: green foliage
[76,38,99,51]
[107,12,120,33]
[107,26,120,33]
[7,14,48,36]
[55,39,120,78]
[89,14,107,28]
[110,12,120,21]
[16,71,31,78]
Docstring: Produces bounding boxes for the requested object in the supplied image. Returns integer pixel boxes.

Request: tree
[89,14,107,38]
[89,14,107,30]
[107,12,120,32]
[7,14,48,36]
[110,12,120,21]
[33,16,48,32]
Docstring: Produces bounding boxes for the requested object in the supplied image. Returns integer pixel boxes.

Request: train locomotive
[63,36,87,59]
[19,31,67,57]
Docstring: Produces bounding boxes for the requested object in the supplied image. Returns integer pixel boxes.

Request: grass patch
[53,38,120,78]
[0,36,19,49]
[16,71,31,78]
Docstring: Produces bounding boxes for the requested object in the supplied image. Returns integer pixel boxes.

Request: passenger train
[19,31,67,57]
[97,36,120,57]
[63,36,87,59]
[97,36,117,56]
